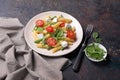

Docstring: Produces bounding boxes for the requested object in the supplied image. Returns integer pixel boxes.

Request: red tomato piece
[46,26,54,33]
[36,20,44,27]
[46,37,57,47]
[67,30,76,40]
[60,22,65,27]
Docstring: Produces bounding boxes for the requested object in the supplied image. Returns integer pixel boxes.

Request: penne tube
[53,22,62,28]
[32,31,39,40]
[58,18,72,23]
[33,30,41,34]
[65,38,74,42]
[68,41,73,45]
[42,45,48,49]
[42,30,47,34]
[54,42,61,47]
[72,26,76,31]
[51,46,62,53]
[62,27,67,32]
[36,43,43,48]
[44,34,50,39]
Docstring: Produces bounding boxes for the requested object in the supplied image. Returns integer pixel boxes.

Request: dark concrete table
[0,0,120,80]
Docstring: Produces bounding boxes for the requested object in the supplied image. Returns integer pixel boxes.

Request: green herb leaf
[92,32,102,43]
[41,38,45,45]
[57,30,64,37]
[50,16,56,20]
[37,27,44,32]
[34,39,42,43]
[93,32,98,39]
[34,26,38,30]
[95,38,102,43]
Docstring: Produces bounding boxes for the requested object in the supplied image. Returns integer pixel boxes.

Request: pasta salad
[32,15,76,53]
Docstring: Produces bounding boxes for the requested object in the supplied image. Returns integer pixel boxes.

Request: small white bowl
[84,43,107,62]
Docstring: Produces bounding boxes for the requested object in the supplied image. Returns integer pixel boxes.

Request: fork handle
[72,43,86,72]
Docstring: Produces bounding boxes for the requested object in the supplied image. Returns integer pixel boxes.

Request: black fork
[72,24,93,72]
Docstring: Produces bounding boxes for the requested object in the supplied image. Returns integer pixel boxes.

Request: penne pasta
[68,41,73,45]
[36,43,43,48]
[58,18,72,23]
[61,27,67,32]
[54,42,61,47]
[51,46,62,53]
[52,22,62,28]
[42,30,47,34]
[72,26,76,31]
[65,37,74,42]
[32,31,39,40]
[44,34,50,39]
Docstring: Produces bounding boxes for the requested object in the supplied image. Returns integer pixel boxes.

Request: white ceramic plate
[24,11,83,57]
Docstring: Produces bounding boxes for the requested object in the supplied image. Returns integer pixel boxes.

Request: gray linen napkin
[0,18,71,80]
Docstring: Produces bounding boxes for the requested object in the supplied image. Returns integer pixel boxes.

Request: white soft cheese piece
[61,41,68,48]
[52,18,58,22]
[37,33,44,39]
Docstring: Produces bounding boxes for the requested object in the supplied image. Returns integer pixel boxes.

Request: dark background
[0,0,120,80]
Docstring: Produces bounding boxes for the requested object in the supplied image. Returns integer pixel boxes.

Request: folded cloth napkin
[0,18,71,80]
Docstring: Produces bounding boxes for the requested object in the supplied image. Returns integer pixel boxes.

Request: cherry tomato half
[60,22,65,27]
[46,37,57,47]
[36,20,44,27]
[67,30,76,40]
[46,26,54,33]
